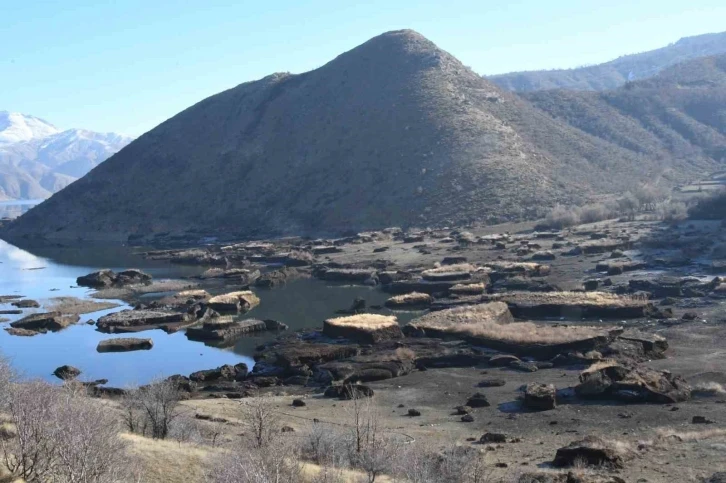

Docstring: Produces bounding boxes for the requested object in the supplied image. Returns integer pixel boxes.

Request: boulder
[53,365,81,380]
[421,264,474,282]
[189,363,248,382]
[384,292,433,309]
[575,362,691,403]
[466,392,490,408]
[4,328,38,337]
[207,291,260,314]
[323,314,402,344]
[524,383,556,411]
[10,312,78,332]
[510,360,538,372]
[317,268,377,283]
[97,310,190,333]
[77,269,151,288]
[186,318,268,341]
[76,269,116,288]
[97,337,153,352]
[480,432,507,443]
[552,435,629,468]
[11,299,39,308]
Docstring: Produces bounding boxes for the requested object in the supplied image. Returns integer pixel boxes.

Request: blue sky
[2,0,725,136]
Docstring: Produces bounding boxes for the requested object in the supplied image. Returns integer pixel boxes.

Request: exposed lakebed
[0,239,400,385]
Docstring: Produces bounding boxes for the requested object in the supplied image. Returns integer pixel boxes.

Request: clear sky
[2,0,725,136]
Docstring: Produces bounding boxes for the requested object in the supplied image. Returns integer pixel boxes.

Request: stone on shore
[96,309,190,333]
[207,291,260,314]
[384,292,433,309]
[77,269,152,288]
[10,312,79,332]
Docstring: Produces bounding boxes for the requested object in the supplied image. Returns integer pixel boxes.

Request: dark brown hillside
[3,30,719,242]
[524,54,726,168]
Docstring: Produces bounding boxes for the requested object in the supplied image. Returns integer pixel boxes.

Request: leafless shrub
[303,421,345,467]
[578,203,612,224]
[544,204,580,229]
[617,192,641,220]
[656,200,688,222]
[1,379,129,482]
[0,354,16,411]
[241,397,279,448]
[209,425,301,483]
[123,378,183,439]
[52,384,129,482]
[1,380,60,481]
[344,396,398,483]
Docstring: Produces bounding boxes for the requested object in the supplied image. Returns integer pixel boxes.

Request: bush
[122,378,183,439]
[543,204,580,229]
[578,203,612,224]
[1,380,128,482]
[656,201,688,222]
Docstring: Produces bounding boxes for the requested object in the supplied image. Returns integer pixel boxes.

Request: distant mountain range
[5,30,724,243]
[489,31,726,92]
[0,112,132,200]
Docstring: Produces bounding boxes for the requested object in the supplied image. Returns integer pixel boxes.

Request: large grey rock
[97,338,153,352]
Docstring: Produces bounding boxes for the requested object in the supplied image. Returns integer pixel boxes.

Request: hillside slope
[523,54,726,166]
[4,30,720,242]
[489,31,726,92]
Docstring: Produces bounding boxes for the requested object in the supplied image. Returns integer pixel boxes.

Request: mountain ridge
[489,30,726,92]
[3,30,721,241]
[0,113,132,200]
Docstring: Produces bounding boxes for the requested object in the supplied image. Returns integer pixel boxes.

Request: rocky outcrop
[186,318,268,341]
[97,337,153,352]
[77,269,152,288]
[552,435,630,468]
[323,314,403,344]
[189,363,248,382]
[384,292,433,309]
[207,291,260,314]
[10,312,78,332]
[575,362,691,403]
[96,310,191,333]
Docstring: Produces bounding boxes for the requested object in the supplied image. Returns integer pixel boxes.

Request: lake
[0,237,402,386]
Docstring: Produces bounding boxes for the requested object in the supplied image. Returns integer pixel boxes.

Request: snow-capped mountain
[0,112,132,200]
[0,111,59,146]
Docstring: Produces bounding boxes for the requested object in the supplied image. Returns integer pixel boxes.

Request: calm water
[0,237,406,386]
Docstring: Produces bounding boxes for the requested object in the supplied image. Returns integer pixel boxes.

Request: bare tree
[51,383,129,483]
[0,380,60,481]
[124,378,183,439]
[241,397,279,448]
[344,396,396,483]
[209,423,301,483]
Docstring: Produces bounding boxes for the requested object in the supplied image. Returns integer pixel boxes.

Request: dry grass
[386,292,432,305]
[422,263,476,275]
[654,427,726,443]
[449,282,486,295]
[692,381,726,396]
[482,261,549,273]
[325,314,398,330]
[489,291,646,308]
[122,433,222,483]
[175,289,210,299]
[410,302,608,344]
[208,290,260,308]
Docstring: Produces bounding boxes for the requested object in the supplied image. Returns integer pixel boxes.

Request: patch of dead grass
[325,314,398,330]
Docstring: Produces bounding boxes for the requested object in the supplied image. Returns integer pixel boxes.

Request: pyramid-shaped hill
[4,30,716,242]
